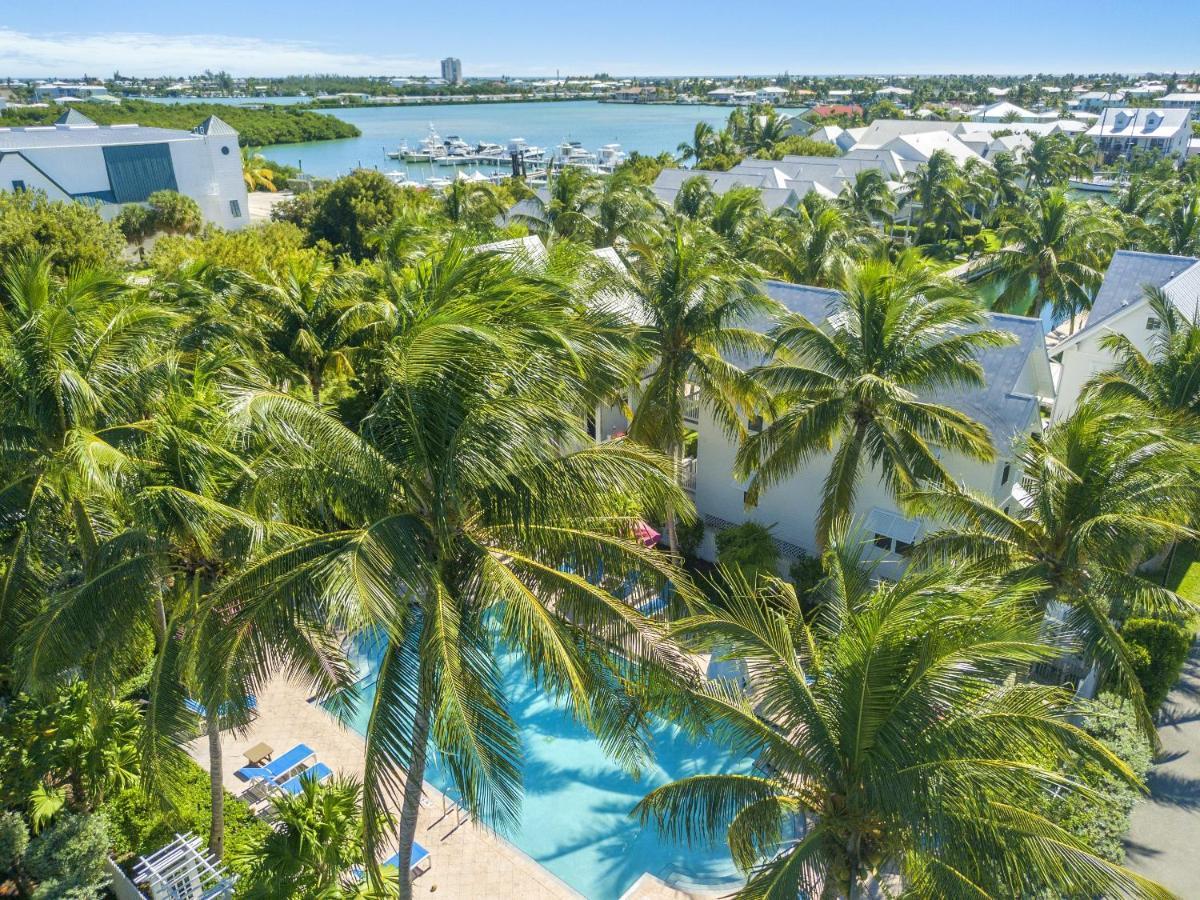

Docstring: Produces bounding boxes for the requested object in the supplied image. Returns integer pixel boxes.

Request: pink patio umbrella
[633,520,661,547]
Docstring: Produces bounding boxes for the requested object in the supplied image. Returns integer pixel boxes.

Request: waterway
[233,100,801,181]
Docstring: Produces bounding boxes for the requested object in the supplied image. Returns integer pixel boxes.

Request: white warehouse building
[0,110,249,229]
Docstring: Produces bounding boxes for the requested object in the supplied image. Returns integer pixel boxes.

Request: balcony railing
[682,384,700,424]
[678,457,697,493]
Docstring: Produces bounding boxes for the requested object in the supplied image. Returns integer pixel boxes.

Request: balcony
[682,384,700,425]
[678,457,698,493]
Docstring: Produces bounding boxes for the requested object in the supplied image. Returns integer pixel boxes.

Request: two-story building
[689,280,1055,573]
[1085,107,1192,164]
[1051,250,1200,422]
[0,110,249,229]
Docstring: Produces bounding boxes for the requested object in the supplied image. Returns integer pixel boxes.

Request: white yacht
[384,170,412,186]
[385,139,410,160]
[437,135,475,165]
[405,124,447,162]
[557,141,598,168]
[471,142,508,164]
[597,143,626,172]
[507,138,546,161]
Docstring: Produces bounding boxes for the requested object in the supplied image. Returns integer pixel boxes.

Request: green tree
[754,195,880,288]
[284,169,407,261]
[241,146,279,193]
[676,120,716,163]
[622,220,777,553]
[1152,190,1200,257]
[908,400,1199,734]
[224,243,694,899]
[737,255,1006,545]
[836,169,896,228]
[636,552,1168,899]
[0,190,124,277]
[903,149,968,246]
[147,190,203,237]
[989,188,1119,324]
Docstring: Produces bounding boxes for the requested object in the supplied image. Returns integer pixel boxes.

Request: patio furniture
[385,842,432,877]
[184,695,257,720]
[274,762,332,796]
[235,742,316,783]
[242,742,273,767]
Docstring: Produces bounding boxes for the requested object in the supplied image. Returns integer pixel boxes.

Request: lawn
[1164,542,1200,605]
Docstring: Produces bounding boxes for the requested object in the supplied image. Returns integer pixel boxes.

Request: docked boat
[436,135,476,165]
[507,138,546,161]
[404,124,446,162]
[385,140,409,160]
[384,171,413,186]
[557,141,598,168]
[597,143,626,172]
[424,175,452,189]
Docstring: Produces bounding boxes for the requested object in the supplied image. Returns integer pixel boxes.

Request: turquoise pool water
[330,630,750,899]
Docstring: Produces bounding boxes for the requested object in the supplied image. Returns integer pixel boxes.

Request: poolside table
[243,742,273,767]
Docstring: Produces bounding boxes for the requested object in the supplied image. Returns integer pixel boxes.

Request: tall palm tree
[707,186,765,252]
[255,256,370,402]
[989,188,1119,324]
[1086,286,1200,433]
[836,169,896,229]
[903,149,967,246]
[1022,133,1078,189]
[592,173,662,248]
[0,255,174,672]
[907,399,1200,734]
[441,179,507,229]
[736,255,1007,545]
[636,551,1169,900]
[226,245,695,899]
[677,121,716,163]
[622,220,778,552]
[755,197,881,288]
[241,147,278,193]
[674,175,715,220]
[1152,190,1200,257]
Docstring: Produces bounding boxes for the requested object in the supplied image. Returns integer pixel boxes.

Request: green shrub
[22,812,112,899]
[274,169,407,260]
[146,190,203,237]
[1121,616,1194,710]
[789,550,825,616]
[673,516,705,559]
[715,522,779,582]
[0,189,124,278]
[101,760,270,877]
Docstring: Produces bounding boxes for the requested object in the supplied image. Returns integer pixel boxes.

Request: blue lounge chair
[184,696,257,719]
[235,742,316,782]
[274,762,332,796]
[350,842,432,881]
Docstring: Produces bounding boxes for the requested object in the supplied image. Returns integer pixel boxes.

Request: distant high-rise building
[441,57,463,85]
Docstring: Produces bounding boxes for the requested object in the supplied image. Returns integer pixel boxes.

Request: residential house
[32,81,111,101]
[1085,107,1192,163]
[1159,92,1200,113]
[0,111,249,229]
[755,85,791,104]
[1074,90,1127,111]
[811,103,863,118]
[1050,251,1200,421]
[690,280,1054,572]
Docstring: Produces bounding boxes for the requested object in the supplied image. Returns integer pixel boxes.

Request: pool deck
[186,673,582,899]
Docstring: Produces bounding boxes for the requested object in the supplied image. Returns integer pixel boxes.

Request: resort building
[689,281,1055,573]
[1159,92,1200,113]
[1085,107,1192,163]
[0,110,249,229]
[1050,251,1200,422]
[32,81,114,102]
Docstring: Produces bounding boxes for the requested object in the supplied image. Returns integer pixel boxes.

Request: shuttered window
[102,143,178,203]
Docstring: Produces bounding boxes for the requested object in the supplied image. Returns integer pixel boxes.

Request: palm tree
[0,255,174,672]
[674,175,715,220]
[903,149,967,246]
[836,169,896,229]
[255,256,369,402]
[592,174,662,247]
[907,399,1200,734]
[241,147,278,193]
[636,552,1170,900]
[442,179,506,229]
[622,220,778,553]
[239,775,383,898]
[677,121,716,163]
[1022,133,1077,188]
[1087,286,1200,432]
[990,150,1026,209]
[736,255,1007,545]
[989,188,1119,324]
[1152,190,1200,257]
[226,244,695,899]
[755,196,881,288]
[707,186,765,252]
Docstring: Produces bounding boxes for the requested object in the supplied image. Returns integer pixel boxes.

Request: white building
[0,110,249,229]
[691,280,1054,570]
[1050,251,1200,421]
[1074,90,1127,111]
[440,57,464,86]
[1159,92,1200,113]
[755,85,791,104]
[1085,107,1192,163]
[33,81,111,101]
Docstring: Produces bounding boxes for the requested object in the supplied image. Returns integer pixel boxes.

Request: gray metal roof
[54,108,95,126]
[0,123,211,150]
[1076,250,1200,339]
[194,115,238,136]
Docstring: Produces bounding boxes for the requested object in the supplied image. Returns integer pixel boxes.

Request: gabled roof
[54,108,95,126]
[1053,251,1200,354]
[194,115,238,136]
[1086,107,1191,139]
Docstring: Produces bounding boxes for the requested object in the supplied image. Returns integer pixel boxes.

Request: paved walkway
[1125,639,1200,896]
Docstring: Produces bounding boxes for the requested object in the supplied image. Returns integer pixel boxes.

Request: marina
[257,100,803,183]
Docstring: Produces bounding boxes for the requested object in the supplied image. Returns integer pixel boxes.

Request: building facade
[0,111,249,229]
[440,57,464,86]
[1085,107,1192,163]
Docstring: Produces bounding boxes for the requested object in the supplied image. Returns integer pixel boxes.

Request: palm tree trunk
[394,705,432,900]
[665,438,681,559]
[207,710,225,859]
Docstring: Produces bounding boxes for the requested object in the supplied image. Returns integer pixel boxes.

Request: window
[874,534,892,551]
[748,414,763,433]
[1147,316,1162,330]
[229,199,242,218]
[11,180,26,191]
[894,540,913,557]
[585,413,596,439]
[221,145,231,155]
[1000,462,1011,486]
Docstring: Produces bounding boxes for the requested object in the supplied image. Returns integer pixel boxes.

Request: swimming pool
[329,630,750,899]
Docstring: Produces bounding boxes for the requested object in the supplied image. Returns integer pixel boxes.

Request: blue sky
[2,1,1199,78]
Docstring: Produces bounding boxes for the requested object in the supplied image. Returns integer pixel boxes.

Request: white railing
[678,457,698,493]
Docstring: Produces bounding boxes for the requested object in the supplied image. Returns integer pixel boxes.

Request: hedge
[1122,617,1194,711]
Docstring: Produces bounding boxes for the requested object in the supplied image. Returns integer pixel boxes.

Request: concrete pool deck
[186,673,581,899]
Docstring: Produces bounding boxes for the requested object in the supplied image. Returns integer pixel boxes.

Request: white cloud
[0,28,446,78]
